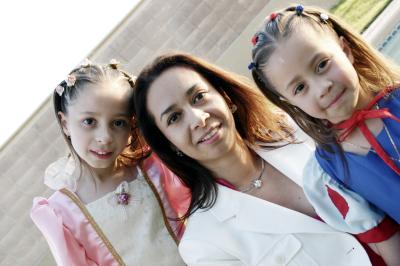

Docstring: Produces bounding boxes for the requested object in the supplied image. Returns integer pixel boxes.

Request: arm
[368,230,400,266]
[31,197,98,266]
[303,156,399,265]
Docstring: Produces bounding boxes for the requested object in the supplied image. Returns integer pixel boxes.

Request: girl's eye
[113,120,127,128]
[294,84,305,95]
[193,92,206,104]
[83,118,96,126]
[316,59,329,73]
[167,112,181,125]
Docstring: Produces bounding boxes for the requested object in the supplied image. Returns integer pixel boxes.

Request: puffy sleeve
[31,197,98,266]
[303,154,398,243]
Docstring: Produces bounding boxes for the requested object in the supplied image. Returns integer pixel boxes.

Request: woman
[134,52,395,265]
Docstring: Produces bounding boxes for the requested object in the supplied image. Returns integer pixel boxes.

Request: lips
[325,88,346,109]
[90,150,113,159]
[197,124,221,144]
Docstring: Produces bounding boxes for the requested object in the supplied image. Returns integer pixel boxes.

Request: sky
[0,0,140,148]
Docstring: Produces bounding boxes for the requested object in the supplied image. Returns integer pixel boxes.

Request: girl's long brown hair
[54,62,150,170]
[250,5,400,151]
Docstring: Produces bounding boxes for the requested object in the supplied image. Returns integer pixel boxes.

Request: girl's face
[146,67,238,165]
[263,24,365,124]
[59,82,132,172]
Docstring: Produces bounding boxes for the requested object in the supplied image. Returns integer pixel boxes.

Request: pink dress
[31,154,190,266]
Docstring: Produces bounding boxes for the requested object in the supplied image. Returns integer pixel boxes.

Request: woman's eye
[113,120,127,128]
[294,84,305,95]
[193,92,206,104]
[316,59,329,73]
[83,118,96,126]
[167,112,181,125]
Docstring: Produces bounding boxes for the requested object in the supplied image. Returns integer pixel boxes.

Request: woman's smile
[197,124,222,145]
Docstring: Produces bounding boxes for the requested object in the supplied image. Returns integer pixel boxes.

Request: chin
[88,161,113,169]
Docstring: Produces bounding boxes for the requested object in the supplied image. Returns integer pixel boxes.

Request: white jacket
[178,142,372,266]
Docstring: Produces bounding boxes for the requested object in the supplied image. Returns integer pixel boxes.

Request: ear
[219,89,233,105]
[58,111,70,137]
[339,36,354,64]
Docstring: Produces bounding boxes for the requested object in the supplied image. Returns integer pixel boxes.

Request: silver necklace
[239,159,265,193]
[383,122,400,161]
[377,104,400,160]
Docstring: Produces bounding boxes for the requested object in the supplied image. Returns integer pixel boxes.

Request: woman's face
[146,66,238,165]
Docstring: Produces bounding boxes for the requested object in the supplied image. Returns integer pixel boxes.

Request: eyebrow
[285,52,321,91]
[80,111,129,117]
[159,83,198,121]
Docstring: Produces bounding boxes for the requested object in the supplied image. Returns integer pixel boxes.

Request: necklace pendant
[117,192,130,205]
[253,179,263,189]
[116,181,131,205]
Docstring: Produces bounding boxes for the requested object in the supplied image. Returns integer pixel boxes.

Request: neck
[202,139,261,189]
[81,160,130,185]
[75,162,136,204]
[355,88,375,110]
[91,164,117,182]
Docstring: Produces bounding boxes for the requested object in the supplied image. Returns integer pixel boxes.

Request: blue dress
[315,88,400,223]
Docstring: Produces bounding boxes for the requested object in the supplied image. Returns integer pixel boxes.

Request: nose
[190,108,210,130]
[317,79,333,99]
[95,126,113,144]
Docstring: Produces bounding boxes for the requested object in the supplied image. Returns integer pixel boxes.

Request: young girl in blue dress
[249,4,400,265]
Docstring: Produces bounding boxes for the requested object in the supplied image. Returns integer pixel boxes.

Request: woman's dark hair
[134,52,294,219]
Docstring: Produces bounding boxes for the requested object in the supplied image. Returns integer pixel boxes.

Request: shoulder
[140,153,182,188]
[303,155,397,242]
[44,156,78,191]
[254,139,314,187]
[385,85,400,102]
[182,185,234,229]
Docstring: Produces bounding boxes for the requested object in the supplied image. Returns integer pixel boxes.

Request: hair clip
[65,75,76,87]
[320,13,329,23]
[251,35,259,46]
[248,62,257,70]
[109,58,119,65]
[269,12,278,21]
[295,5,304,16]
[79,58,91,68]
[252,32,267,48]
[55,85,65,96]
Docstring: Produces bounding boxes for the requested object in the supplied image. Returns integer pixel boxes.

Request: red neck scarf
[335,84,400,175]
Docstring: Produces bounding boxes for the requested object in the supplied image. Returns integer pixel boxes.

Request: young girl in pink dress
[31,60,189,265]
